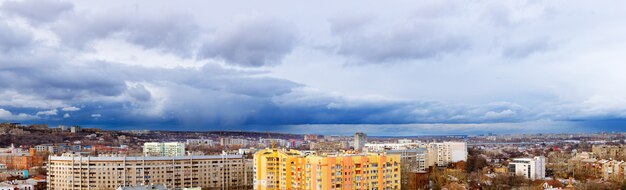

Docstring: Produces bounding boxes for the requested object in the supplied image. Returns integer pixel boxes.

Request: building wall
[47,155,251,190]
[143,142,185,157]
[0,149,45,170]
[427,142,467,167]
[185,139,214,146]
[354,133,367,151]
[592,145,626,159]
[364,143,423,152]
[508,156,545,180]
[254,149,401,190]
[386,149,429,190]
[509,159,534,180]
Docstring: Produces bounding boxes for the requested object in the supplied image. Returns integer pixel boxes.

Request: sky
[1,0,626,135]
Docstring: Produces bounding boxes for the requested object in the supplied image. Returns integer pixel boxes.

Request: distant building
[253,148,401,190]
[508,156,546,180]
[387,148,429,190]
[238,148,257,155]
[70,126,81,133]
[570,157,626,181]
[427,142,467,167]
[592,145,626,159]
[309,141,349,151]
[364,142,423,152]
[599,160,624,181]
[34,143,81,154]
[185,139,214,146]
[143,142,185,156]
[58,125,68,131]
[0,148,45,170]
[34,144,52,153]
[220,138,249,147]
[303,134,319,141]
[48,154,251,190]
[259,138,289,148]
[354,132,367,151]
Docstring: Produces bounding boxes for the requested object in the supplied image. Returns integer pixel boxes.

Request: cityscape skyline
[3,1,626,189]
[2,0,626,135]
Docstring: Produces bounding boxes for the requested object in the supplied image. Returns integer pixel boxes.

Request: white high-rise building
[508,156,546,180]
[143,142,185,156]
[427,142,467,167]
[354,132,367,151]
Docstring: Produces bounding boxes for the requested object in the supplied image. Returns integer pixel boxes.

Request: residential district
[2,123,626,189]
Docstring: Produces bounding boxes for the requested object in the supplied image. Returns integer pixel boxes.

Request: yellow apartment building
[254,149,401,190]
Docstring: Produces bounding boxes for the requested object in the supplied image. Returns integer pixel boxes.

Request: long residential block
[47,154,252,190]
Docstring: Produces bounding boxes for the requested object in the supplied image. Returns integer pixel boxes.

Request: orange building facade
[254,149,401,190]
[0,148,45,170]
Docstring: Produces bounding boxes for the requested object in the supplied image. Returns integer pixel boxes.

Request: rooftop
[50,154,242,161]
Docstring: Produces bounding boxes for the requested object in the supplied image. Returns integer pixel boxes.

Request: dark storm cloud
[0,58,128,100]
[248,90,530,126]
[126,84,151,101]
[0,37,531,128]
[0,0,73,24]
[198,18,297,67]
[0,34,303,127]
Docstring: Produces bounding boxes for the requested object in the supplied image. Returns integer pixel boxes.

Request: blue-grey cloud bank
[1,0,626,135]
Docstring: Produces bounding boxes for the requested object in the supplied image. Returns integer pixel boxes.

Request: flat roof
[50,155,242,161]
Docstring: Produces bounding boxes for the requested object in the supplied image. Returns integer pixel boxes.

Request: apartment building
[366,141,466,169]
[220,138,250,147]
[185,139,214,146]
[592,145,626,159]
[253,148,401,190]
[309,141,349,151]
[353,133,367,151]
[47,154,252,190]
[0,148,45,170]
[386,149,428,190]
[427,142,467,167]
[143,142,185,157]
[364,143,423,152]
[570,157,626,181]
[508,156,546,180]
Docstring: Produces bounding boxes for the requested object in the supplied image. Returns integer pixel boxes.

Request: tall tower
[354,132,367,151]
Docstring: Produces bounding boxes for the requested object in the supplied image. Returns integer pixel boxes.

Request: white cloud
[63,113,71,118]
[36,109,58,116]
[61,106,80,111]
[91,113,101,118]
[0,108,38,120]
